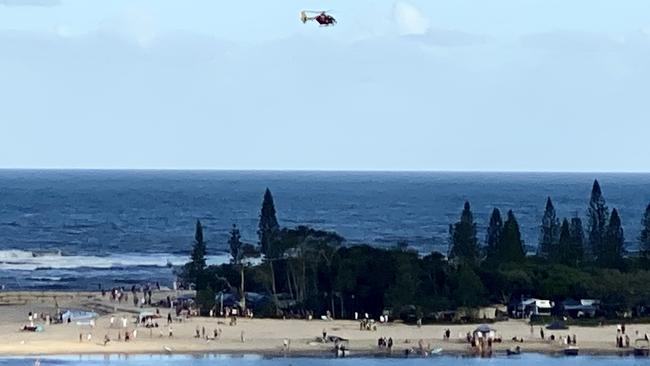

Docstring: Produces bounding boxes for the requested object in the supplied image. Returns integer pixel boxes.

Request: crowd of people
[102,283,161,307]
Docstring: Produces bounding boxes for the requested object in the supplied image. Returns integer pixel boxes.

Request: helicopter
[299,10,337,26]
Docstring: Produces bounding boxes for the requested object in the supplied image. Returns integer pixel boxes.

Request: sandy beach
[0,291,642,357]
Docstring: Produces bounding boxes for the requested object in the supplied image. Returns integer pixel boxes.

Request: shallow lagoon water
[2,354,650,366]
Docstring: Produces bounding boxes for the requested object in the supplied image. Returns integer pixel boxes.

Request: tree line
[180,180,650,321]
[450,179,644,270]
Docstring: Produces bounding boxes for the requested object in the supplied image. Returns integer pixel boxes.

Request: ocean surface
[1,170,650,290]
[3,354,650,366]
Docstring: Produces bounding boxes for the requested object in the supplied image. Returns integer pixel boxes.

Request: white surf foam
[0,249,229,271]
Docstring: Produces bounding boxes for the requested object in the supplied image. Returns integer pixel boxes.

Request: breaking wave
[0,249,229,271]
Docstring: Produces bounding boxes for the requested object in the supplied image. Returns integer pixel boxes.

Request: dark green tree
[555,219,573,266]
[538,197,560,259]
[448,201,479,264]
[587,179,609,261]
[450,264,486,308]
[257,188,281,310]
[601,208,625,268]
[485,208,503,261]
[228,224,247,309]
[189,220,207,290]
[568,216,585,265]
[258,188,280,255]
[495,210,525,262]
[639,203,650,261]
[229,224,243,264]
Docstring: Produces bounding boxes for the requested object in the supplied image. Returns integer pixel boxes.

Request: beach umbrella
[474,324,495,333]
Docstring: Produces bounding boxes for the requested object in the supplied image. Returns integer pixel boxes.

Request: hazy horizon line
[0,167,649,174]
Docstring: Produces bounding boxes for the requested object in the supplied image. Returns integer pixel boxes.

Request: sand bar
[0,291,643,357]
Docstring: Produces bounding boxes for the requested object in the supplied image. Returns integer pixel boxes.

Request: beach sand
[0,291,642,356]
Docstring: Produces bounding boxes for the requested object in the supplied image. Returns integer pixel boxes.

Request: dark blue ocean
[1,170,650,290]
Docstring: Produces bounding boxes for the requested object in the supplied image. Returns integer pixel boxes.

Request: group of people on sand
[103,283,160,305]
[377,336,394,350]
[103,285,159,307]
[359,318,377,331]
[216,306,253,319]
[109,315,130,329]
[615,323,643,348]
[538,327,577,345]
[194,325,223,340]
[21,310,73,331]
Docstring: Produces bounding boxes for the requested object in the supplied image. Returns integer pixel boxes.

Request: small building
[215,291,271,312]
[561,299,599,318]
[510,298,553,318]
[477,304,508,320]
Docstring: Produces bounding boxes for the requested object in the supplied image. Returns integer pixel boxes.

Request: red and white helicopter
[299,10,337,26]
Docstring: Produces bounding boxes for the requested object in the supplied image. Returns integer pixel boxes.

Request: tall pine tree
[189,220,207,290]
[568,216,585,265]
[448,201,479,264]
[601,208,625,268]
[485,208,503,261]
[639,203,650,260]
[555,219,573,266]
[229,224,243,264]
[257,188,280,310]
[587,179,609,261]
[538,197,560,258]
[228,224,247,310]
[496,210,526,262]
[258,188,280,256]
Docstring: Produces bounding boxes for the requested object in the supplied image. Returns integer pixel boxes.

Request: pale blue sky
[1,0,650,171]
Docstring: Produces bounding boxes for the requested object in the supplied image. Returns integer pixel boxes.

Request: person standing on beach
[540,328,545,340]
[241,330,245,343]
[167,313,172,324]
[168,325,173,337]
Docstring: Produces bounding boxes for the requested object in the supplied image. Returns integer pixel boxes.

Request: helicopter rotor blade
[303,10,334,14]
